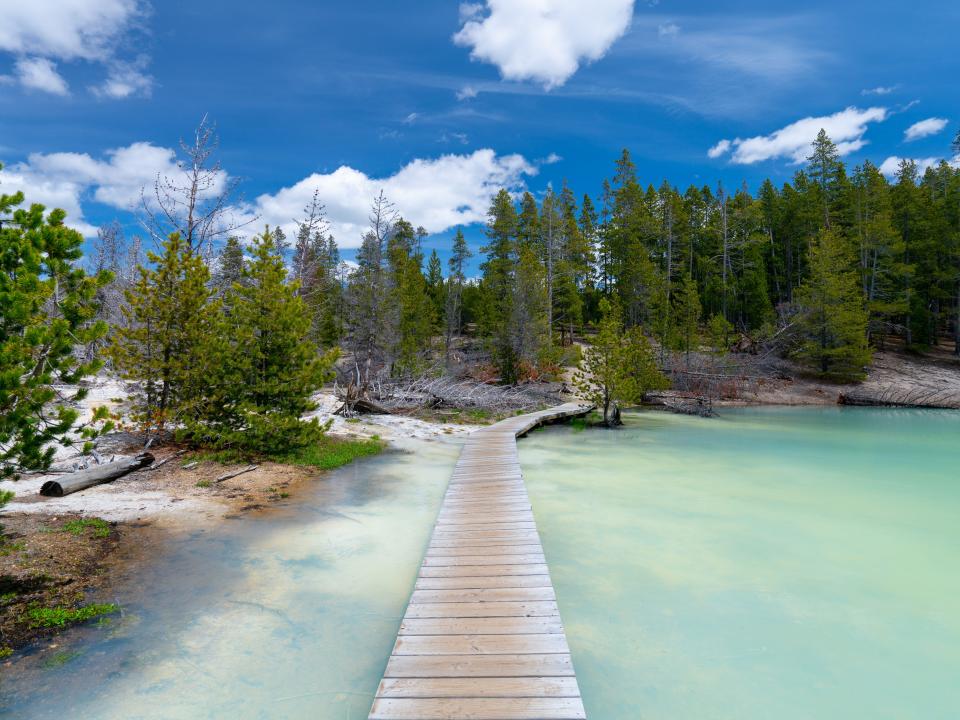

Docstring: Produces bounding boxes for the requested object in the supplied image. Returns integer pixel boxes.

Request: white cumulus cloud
[0,142,208,236]
[453,0,636,89]
[878,155,958,179]
[3,144,541,248]
[707,139,731,159]
[904,117,949,142]
[247,149,538,247]
[708,106,889,165]
[0,0,151,98]
[14,57,69,95]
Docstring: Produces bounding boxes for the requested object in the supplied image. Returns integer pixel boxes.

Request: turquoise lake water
[520,407,960,720]
[1,439,459,719]
[3,408,958,719]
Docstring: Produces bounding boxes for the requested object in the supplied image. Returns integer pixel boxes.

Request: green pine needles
[110,227,337,455]
[1,170,113,483]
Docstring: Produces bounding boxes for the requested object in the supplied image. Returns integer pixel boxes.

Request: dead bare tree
[140,115,254,254]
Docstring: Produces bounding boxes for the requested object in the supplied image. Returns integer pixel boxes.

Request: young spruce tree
[109,233,212,434]
[1,177,112,481]
[794,229,871,379]
[574,298,668,426]
[190,228,338,454]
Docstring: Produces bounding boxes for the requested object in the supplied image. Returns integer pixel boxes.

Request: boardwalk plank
[369,403,591,720]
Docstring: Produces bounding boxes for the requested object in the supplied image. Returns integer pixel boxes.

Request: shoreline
[4,348,959,658]
[0,397,478,660]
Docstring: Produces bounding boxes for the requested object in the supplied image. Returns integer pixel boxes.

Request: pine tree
[1,181,113,479]
[794,229,871,378]
[852,161,909,345]
[480,189,519,380]
[511,244,549,375]
[345,193,395,387]
[314,234,343,347]
[190,228,337,453]
[387,219,434,375]
[214,236,246,295]
[573,298,668,426]
[673,273,702,365]
[807,129,843,228]
[425,248,445,329]
[109,233,213,433]
[445,229,472,364]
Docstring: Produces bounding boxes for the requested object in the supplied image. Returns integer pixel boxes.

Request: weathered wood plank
[392,633,570,655]
[369,697,586,720]
[426,543,545,556]
[418,563,549,578]
[369,403,592,720]
[404,601,559,618]
[377,677,581,698]
[383,653,575,678]
[409,587,556,604]
[414,574,554,590]
[398,617,563,636]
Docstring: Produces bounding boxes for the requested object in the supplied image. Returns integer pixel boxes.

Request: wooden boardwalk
[369,403,592,720]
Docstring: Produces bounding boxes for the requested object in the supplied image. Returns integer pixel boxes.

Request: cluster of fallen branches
[334,372,556,416]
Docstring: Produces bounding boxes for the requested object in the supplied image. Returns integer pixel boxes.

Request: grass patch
[25,602,119,629]
[274,435,385,471]
[195,480,211,488]
[62,518,111,538]
[0,541,26,557]
[570,417,587,432]
[42,650,81,668]
[0,647,12,660]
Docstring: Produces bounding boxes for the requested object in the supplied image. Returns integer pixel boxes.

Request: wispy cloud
[14,57,69,96]
[709,106,888,164]
[879,155,956,178]
[862,85,898,96]
[904,117,948,142]
[0,0,152,99]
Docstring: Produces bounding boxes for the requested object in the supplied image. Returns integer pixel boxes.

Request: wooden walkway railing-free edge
[369,402,593,720]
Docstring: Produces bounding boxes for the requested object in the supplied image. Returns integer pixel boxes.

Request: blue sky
[1,0,958,263]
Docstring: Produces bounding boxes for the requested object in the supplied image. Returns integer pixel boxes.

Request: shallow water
[1,438,459,720]
[520,407,960,720]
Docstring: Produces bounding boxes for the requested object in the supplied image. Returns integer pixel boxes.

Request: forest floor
[649,341,960,410]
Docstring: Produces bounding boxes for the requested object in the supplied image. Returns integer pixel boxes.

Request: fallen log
[214,465,258,483]
[148,449,188,471]
[39,453,155,497]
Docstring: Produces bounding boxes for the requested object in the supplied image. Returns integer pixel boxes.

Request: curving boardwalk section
[369,403,593,720]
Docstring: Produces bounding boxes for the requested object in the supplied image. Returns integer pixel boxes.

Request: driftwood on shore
[214,465,258,483]
[39,453,155,497]
[334,375,558,416]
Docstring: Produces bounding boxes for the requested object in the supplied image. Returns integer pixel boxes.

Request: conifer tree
[673,273,702,365]
[109,233,213,433]
[425,249,445,330]
[808,129,843,228]
[573,298,668,426]
[480,189,519,380]
[1,180,113,479]
[214,236,246,295]
[190,228,337,453]
[445,229,472,363]
[794,229,871,378]
[511,244,549,374]
[387,219,434,375]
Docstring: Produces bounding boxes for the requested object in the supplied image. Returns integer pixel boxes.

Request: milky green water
[1,438,460,720]
[520,407,960,720]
